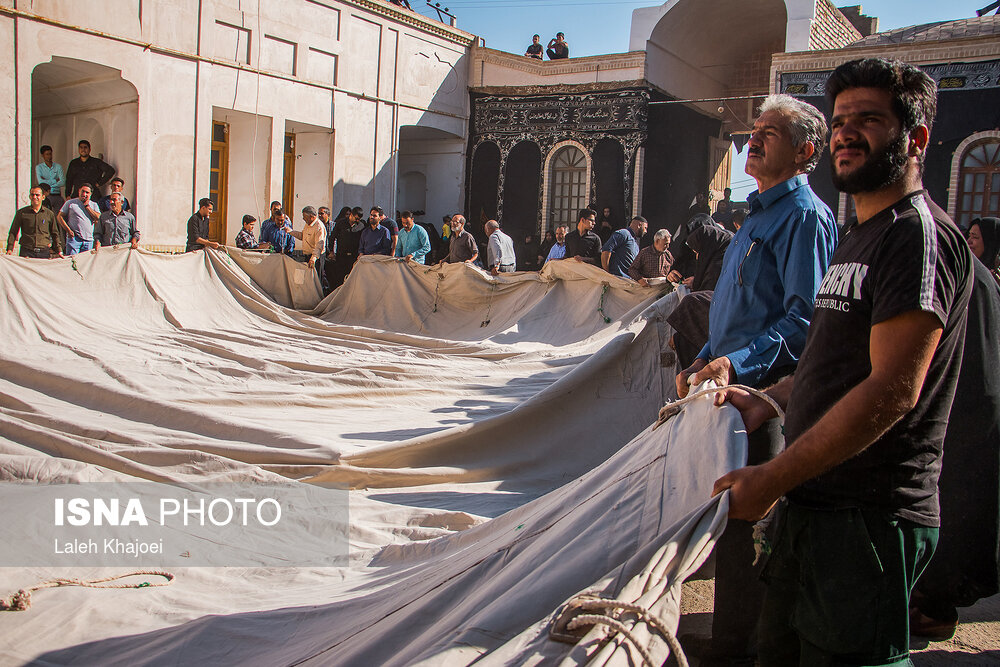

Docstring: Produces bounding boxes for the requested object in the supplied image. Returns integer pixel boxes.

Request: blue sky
[425,0,992,58]
[415,0,993,200]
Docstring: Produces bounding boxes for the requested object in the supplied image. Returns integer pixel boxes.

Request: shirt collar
[747,173,810,212]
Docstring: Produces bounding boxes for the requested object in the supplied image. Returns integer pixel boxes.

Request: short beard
[831,131,909,195]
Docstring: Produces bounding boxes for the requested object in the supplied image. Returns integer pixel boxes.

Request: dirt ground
[678,579,1000,665]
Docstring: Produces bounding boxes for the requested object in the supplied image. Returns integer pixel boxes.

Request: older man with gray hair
[628,228,673,285]
[485,219,516,274]
[676,93,838,665]
[439,214,477,265]
[289,205,327,281]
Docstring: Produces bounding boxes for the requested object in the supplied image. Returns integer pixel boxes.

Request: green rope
[70,257,84,280]
[597,283,612,324]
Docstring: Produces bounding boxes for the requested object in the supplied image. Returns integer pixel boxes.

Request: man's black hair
[40,145,52,154]
[78,140,91,148]
[199,197,214,209]
[578,208,597,221]
[370,205,384,215]
[825,58,938,134]
[401,210,413,219]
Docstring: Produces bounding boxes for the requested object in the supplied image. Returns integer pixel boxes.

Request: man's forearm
[759,373,916,501]
[601,251,611,271]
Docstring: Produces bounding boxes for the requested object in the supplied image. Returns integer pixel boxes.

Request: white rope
[560,596,689,667]
[0,571,174,612]
[653,384,784,431]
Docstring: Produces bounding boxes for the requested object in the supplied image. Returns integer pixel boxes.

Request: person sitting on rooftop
[525,34,543,59]
[547,32,569,60]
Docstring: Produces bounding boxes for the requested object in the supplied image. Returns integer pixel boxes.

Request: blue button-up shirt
[359,223,392,255]
[35,162,65,196]
[260,218,295,254]
[698,174,837,387]
[395,224,431,264]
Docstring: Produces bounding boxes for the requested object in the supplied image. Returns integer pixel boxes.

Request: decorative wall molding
[770,34,1000,93]
[344,0,476,46]
[471,46,646,79]
[779,58,1000,96]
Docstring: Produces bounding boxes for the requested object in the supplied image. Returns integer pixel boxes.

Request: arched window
[549,145,588,229]
[956,138,1000,228]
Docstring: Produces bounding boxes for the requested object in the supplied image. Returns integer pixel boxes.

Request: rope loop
[654,383,785,431]
[552,594,689,667]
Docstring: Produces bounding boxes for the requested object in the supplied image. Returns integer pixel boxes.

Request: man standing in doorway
[57,184,101,255]
[98,177,132,213]
[6,186,62,258]
[676,94,838,666]
[185,198,219,252]
[64,140,115,199]
[35,145,65,211]
[713,57,973,667]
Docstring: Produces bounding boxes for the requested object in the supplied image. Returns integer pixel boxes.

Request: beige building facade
[4,0,474,251]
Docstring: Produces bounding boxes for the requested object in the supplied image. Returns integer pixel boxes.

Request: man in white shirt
[485,219,516,274]
[289,206,327,283]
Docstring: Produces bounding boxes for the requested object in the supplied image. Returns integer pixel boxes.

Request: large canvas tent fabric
[0,249,746,665]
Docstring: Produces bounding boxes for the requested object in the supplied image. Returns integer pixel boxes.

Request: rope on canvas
[653,384,785,431]
[558,596,689,667]
[597,282,612,324]
[0,571,175,612]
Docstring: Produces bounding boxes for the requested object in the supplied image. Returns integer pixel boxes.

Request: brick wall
[732,39,784,94]
[810,0,862,50]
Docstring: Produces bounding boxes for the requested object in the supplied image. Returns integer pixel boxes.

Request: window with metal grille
[956,138,1000,228]
[549,146,588,230]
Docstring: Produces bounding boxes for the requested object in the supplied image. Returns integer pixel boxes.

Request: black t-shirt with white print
[784,192,973,527]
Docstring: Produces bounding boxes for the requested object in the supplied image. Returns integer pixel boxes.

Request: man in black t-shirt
[713,58,973,666]
[562,208,601,266]
[525,34,543,60]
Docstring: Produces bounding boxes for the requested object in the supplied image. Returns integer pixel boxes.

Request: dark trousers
[710,417,785,659]
[759,503,937,666]
[19,246,52,258]
[325,256,356,292]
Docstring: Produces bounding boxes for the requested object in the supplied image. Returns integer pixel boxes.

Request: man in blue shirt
[601,216,647,278]
[260,201,295,254]
[359,210,392,256]
[394,210,431,264]
[676,94,838,665]
[545,223,569,262]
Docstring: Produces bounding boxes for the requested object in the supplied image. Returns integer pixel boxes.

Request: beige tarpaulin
[0,249,746,665]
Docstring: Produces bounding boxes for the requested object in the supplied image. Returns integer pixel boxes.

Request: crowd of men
[5,56,999,666]
[6,140,137,257]
[178,198,682,297]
